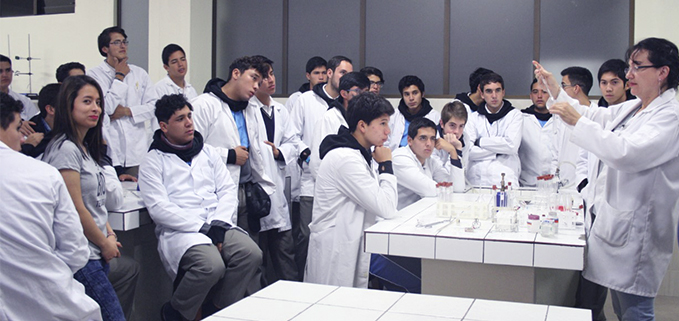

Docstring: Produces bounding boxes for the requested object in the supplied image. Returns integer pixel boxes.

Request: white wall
[0,0,116,94]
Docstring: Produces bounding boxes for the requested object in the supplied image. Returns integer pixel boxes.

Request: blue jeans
[74,259,126,321]
[610,289,655,321]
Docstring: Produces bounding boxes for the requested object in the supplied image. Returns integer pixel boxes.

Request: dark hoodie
[477,100,515,124]
[455,92,479,112]
[203,78,249,112]
[319,126,393,174]
[521,104,552,122]
[149,130,204,163]
[298,82,311,93]
[327,98,346,121]
[312,82,336,106]
[398,97,434,122]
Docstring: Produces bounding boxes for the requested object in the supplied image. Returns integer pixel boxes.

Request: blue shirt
[231,110,249,148]
[399,119,411,147]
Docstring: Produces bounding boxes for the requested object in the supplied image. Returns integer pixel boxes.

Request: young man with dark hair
[289,55,352,280]
[153,44,197,101]
[286,56,327,111]
[309,71,370,178]
[139,94,262,321]
[88,26,157,177]
[560,66,595,107]
[56,62,86,83]
[0,92,102,320]
[1,54,40,136]
[360,66,384,95]
[306,91,397,288]
[466,72,522,186]
[247,55,299,282]
[597,59,635,107]
[386,75,440,151]
[454,67,494,112]
[519,79,558,187]
[20,83,60,157]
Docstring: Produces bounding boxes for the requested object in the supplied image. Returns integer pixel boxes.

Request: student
[286,56,327,111]
[465,72,522,186]
[139,94,262,320]
[20,83,59,158]
[518,79,558,187]
[597,59,635,107]
[0,92,102,320]
[0,54,40,136]
[386,75,441,151]
[247,55,299,282]
[56,61,86,83]
[454,67,494,112]
[42,75,125,321]
[88,26,156,177]
[360,66,384,95]
[305,92,397,288]
[153,44,198,101]
[434,100,469,192]
[309,71,370,179]
[289,55,352,280]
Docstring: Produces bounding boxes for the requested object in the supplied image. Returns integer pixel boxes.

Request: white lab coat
[153,75,198,101]
[138,144,238,278]
[518,113,558,187]
[392,145,457,209]
[0,141,101,320]
[550,88,679,297]
[305,147,398,288]
[88,61,157,167]
[103,165,124,210]
[289,89,332,197]
[309,105,345,180]
[465,107,523,186]
[284,91,304,202]
[249,95,300,231]
[191,92,276,195]
[8,88,39,121]
[386,108,441,151]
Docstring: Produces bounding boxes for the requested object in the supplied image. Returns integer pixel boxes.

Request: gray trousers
[258,228,298,283]
[172,230,262,320]
[292,196,313,281]
[108,255,140,320]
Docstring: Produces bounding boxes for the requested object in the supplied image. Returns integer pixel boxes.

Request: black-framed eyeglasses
[370,81,384,88]
[110,39,129,46]
[624,65,658,75]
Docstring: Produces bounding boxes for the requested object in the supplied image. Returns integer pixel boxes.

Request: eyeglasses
[561,82,577,89]
[109,39,129,46]
[624,64,658,75]
[370,81,384,88]
[347,88,364,94]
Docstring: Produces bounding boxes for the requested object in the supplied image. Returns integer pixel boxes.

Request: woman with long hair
[43,75,125,321]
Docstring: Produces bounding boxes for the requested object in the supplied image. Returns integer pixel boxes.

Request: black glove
[297,148,311,168]
[206,225,226,245]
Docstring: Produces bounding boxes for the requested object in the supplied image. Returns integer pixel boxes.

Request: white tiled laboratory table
[364,194,586,306]
[108,181,151,231]
[204,280,590,321]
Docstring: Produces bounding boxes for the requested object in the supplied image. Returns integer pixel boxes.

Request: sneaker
[160,302,183,321]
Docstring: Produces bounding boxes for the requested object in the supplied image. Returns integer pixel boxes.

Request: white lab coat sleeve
[290,98,308,153]
[211,150,239,226]
[309,119,327,179]
[431,155,457,184]
[103,165,124,210]
[335,159,398,220]
[393,153,437,198]
[277,118,301,169]
[192,97,232,163]
[548,89,617,125]
[570,110,679,172]
[138,153,206,232]
[575,147,588,186]
[88,68,128,116]
[476,111,523,155]
[52,174,89,273]
[129,72,158,124]
[466,115,495,161]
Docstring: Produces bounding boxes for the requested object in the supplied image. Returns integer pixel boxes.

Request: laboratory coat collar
[149,130,204,163]
[312,82,335,106]
[298,82,311,93]
[455,92,478,112]
[203,78,249,112]
[477,99,514,124]
[522,104,552,122]
[398,97,434,122]
[327,98,347,121]
[319,126,372,166]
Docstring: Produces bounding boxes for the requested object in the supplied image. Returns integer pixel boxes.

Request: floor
[602,292,679,321]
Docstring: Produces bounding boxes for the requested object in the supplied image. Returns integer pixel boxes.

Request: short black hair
[530,78,539,91]
[561,66,594,95]
[227,56,268,83]
[38,83,61,118]
[251,55,274,77]
[479,72,504,91]
[626,37,679,90]
[162,44,185,66]
[0,54,11,66]
[327,55,352,72]
[360,66,384,83]
[155,94,193,124]
[306,56,327,74]
[97,26,127,57]
[469,67,493,92]
[339,72,370,92]
[346,92,394,133]
[0,92,23,130]
[398,75,425,95]
[407,117,437,139]
[55,62,85,83]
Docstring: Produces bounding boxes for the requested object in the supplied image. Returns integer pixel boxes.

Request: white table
[108,181,151,231]
[205,280,590,321]
[364,193,586,306]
